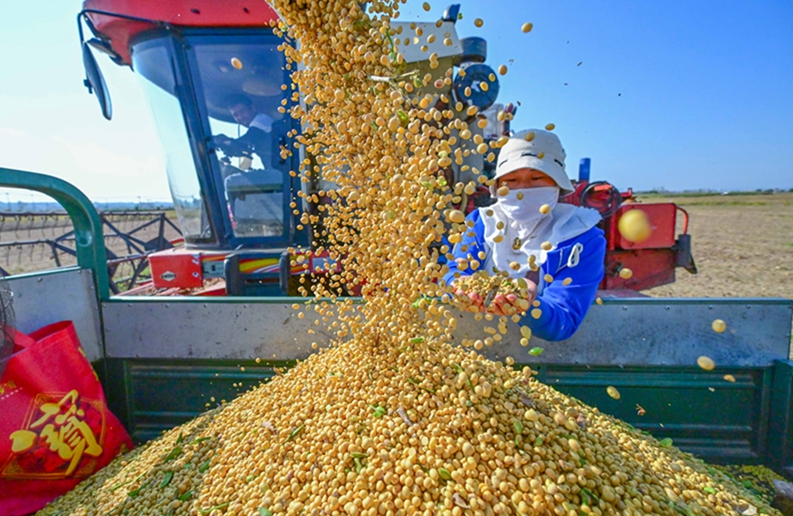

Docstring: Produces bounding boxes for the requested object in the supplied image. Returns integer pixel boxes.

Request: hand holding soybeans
[453,274,536,315]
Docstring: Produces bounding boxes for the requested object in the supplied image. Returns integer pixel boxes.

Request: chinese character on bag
[8,390,104,478]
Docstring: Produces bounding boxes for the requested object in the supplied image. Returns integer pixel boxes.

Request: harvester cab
[78,0,694,296]
[79,0,311,295]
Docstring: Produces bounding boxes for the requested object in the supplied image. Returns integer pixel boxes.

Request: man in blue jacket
[444,129,606,341]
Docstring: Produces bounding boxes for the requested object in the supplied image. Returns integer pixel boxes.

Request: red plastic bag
[0,321,133,516]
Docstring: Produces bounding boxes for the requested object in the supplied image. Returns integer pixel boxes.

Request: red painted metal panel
[84,0,280,64]
[601,249,676,291]
[610,203,677,250]
[149,248,203,289]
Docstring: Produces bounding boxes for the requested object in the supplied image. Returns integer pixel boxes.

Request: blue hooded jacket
[443,209,606,341]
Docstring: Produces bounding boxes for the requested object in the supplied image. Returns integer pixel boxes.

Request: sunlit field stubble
[643,192,793,299]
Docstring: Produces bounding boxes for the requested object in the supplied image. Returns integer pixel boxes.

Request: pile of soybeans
[36,340,779,516]
[36,1,780,515]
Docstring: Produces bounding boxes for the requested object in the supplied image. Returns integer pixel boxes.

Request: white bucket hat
[493,129,574,194]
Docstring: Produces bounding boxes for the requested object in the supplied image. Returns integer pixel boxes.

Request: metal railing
[0,205,181,294]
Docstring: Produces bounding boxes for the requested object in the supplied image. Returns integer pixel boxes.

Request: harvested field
[4,196,791,300]
[0,211,181,276]
[642,192,793,299]
[3,195,791,300]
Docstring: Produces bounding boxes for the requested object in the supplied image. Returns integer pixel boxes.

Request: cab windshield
[133,39,213,243]
[131,32,296,247]
[191,36,292,241]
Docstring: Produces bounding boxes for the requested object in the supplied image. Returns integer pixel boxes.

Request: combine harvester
[76,0,694,296]
[1,0,792,483]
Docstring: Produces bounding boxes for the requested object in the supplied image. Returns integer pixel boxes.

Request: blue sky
[1,0,791,202]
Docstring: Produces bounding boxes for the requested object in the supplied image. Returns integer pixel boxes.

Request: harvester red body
[82,0,280,66]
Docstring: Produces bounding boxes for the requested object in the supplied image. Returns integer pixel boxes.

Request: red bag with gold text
[0,321,133,516]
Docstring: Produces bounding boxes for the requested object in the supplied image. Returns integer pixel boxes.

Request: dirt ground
[3,197,792,300]
[641,192,793,299]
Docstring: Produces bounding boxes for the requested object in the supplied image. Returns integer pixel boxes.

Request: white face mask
[497,186,560,226]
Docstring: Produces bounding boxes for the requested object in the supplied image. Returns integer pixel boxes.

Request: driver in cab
[215,95,284,238]
[213,94,275,170]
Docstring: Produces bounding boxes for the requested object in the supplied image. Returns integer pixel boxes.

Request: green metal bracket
[0,167,110,300]
[768,359,793,476]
